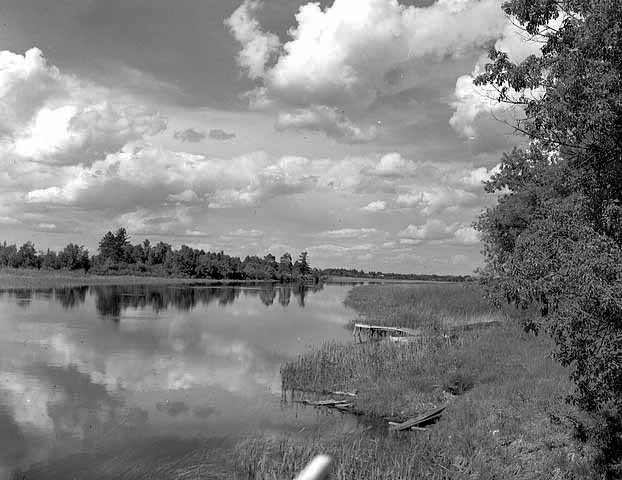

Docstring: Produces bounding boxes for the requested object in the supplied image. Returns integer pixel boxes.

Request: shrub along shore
[231,284,599,479]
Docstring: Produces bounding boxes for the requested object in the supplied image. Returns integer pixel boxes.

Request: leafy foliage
[476,0,622,473]
[477,0,622,411]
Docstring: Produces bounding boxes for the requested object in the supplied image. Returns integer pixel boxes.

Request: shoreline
[235,283,591,479]
[0,268,282,290]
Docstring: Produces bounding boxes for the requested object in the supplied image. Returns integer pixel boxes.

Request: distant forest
[0,227,470,282]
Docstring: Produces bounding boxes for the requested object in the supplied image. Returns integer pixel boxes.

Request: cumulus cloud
[208,128,236,141]
[227,0,507,142]
[0,48,166,166]
[399,219,480,245]
[14,148,497,243]
[225,0,280,79]
[370,153,420,177]
[362,200,387,212]
[275,105,377,143]
[453,226,480,245]
[450,21,550,138]
[23,148,319,211]
[397,187,479,214]
[0,48,66,136]
[174,128,206,143]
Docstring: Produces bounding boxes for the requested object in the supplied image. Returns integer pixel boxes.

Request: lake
[0,283,359,479]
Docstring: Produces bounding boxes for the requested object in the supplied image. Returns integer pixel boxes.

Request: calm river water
[0,283,358,479]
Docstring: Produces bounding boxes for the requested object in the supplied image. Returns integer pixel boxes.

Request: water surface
[0,283,357,479]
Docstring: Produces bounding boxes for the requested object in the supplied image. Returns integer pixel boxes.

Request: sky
[0,0,538,274]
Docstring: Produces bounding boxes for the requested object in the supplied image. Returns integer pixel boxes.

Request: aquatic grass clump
[344,283,503,329]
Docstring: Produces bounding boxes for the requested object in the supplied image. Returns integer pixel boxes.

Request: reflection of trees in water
[2,282,326,315]
[90,285,243,318]
[3,289,33,308]
[93,286,122,320]
[291,283,324,308]
[278,287,291,307]
[216,287,237,306]
[245,283,326,308]
[54,287,88,309]
[258,285,277,306]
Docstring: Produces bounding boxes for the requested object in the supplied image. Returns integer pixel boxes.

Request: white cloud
[318,228,382,239]
[362,200,387,212]
[0,48,65,136]
[396,186,479,214]
[453,226,480,245]
[228,0,507,141]
[450,21,550,138]
[35,223,57,231]
[399,219,454,242]
[399,219,480,245]
[168,189,200,203]
[225,0,280,79]
[0,47,166,166]
[229,228,265,238]
[460,165,500,188]
[275,105,378,143]
[16,149,496,243]
[117,207,196,236]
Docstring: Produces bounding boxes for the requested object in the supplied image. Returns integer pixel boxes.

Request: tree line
[0,228,307,280]
[0,228,316,282]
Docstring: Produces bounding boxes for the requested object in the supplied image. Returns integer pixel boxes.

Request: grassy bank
[0,268,267,290]
[233,284,597,479]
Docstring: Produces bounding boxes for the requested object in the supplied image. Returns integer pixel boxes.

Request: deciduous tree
[476,0,622,421]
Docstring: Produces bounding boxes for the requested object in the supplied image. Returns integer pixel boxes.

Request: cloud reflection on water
[0,283,355,475]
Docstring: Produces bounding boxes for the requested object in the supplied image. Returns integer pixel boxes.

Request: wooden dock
[353,319,501,343]
[353,323,422,342]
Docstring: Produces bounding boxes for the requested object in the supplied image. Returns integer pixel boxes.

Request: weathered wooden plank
[389,405,446,431]
[329,390,357,397]
[294,399,350,406]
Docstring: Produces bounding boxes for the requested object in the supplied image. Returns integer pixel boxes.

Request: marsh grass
[344,283,501,329]
[283,324,562,420]
[243,325,595,478]
[235,284,597,479]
